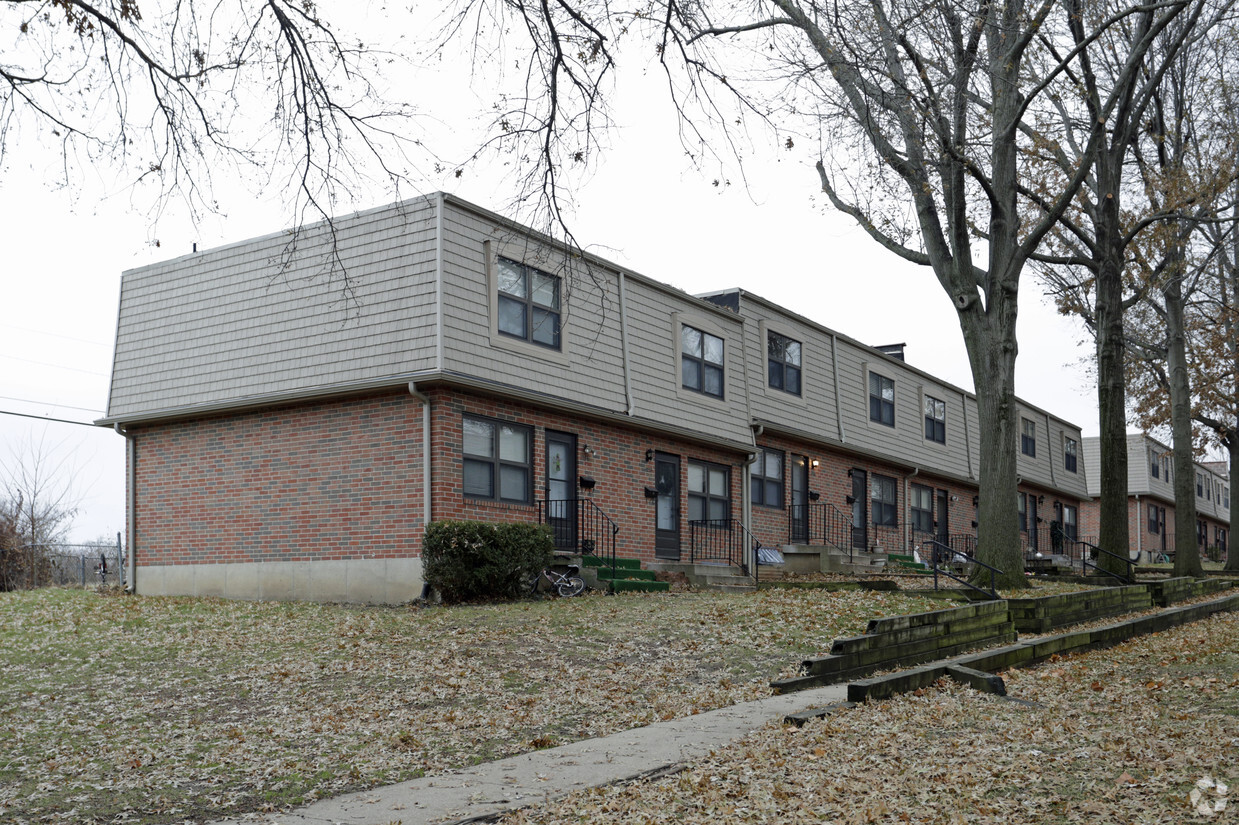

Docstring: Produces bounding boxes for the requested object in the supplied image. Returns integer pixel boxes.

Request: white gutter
[435,193,445,373]
[617,271,635,416]
[830,334,846,442]
[115,423,136,593]
[408,383,432,528]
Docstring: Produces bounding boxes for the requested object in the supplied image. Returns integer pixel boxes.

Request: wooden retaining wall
[770,600,1015,694]
[1006,585,1152,633]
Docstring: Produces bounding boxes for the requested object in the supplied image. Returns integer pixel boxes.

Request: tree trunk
[1092,153,1132,575]
[1227,433,1239,572]
[960,303,1027,591]
[1166,276,1204,577]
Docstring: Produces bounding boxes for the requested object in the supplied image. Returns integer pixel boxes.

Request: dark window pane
[704,364,724,397]
[768,360,783,389]
[531,306,560,347]
[682,356,701,391]
[785,367,801,395]
[498,295,526,339]
[499,465,528,501]
[463,459,492,498]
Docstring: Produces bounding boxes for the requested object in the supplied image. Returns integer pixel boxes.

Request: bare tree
[1032,3,1234,576]
[1,1,420,265]
[440,0,1197,587]
[1,431,81,546]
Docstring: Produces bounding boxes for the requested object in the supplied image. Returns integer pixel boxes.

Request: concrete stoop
[781,543,890,575]
[645,560,756,592]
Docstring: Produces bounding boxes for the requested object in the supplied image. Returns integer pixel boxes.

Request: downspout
[905,467,919,554]
[617,272,635,416]
[1044,412,1057,487]
[408,384,432,530]
[747,425,763,573]
[962,393,975,479]
[115,423,136,593]
[830,334,846,442]
[435,193,445,373]
[1135,494,1143,562]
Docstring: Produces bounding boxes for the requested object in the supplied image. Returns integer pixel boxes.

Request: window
[682,325,725,398]
[869,373,895,427]
[462,415,532,503]
[1148,503,1160,534]
[924,396,946,444]
[1151,451,1160,479]
[767,331,802,395]
[688,460,730,522]
[751,449,784,508]
[1020,419,1036,458]
[1065,438,1078,473]
[497,258,561,349]
[871,474,897,527]
[1062,505,1078,541]
[1164,456,1173,482]
[1198,519,1208,548]
[1197,473,1204,497]
[910,484,934,534]
[1018,493,1027,532]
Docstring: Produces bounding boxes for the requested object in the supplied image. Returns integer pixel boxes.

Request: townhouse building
[99,194,1088,603]
[1080,435,1230,563]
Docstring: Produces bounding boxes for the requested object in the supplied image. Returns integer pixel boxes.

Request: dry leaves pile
[0,585,944,824]
[499,611,1239,825]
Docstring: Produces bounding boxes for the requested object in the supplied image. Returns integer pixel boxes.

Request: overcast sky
[0,10,1102,544]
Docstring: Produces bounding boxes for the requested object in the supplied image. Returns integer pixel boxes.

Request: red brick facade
[130,386,1090,571]
[1077,496,1229,562]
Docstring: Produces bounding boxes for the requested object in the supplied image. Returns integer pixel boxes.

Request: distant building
[1080,434,1229,563]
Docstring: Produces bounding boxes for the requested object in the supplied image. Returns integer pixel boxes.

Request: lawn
[0,585,948,824]
[497,610,1239,825]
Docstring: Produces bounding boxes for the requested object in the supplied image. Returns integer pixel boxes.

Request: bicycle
[528,562,586,597]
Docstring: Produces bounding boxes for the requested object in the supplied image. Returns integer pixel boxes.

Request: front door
[1027,495,1039,553]
[654,453,681,559]
[790,455,809,543]
[851,469,868,550]
[545,431,577,551]
[935,489,949,544]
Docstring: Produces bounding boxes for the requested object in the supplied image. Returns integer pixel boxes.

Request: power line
[0,394,102,414]
[0,353,108,377]
[0,409,99,427]
[1,322,111,348]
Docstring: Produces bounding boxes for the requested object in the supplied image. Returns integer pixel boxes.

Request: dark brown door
[790,455,809,543]
[545,431,577,551]
[936,489,949,544]
[654,453,680,559]
[851,469,868,550]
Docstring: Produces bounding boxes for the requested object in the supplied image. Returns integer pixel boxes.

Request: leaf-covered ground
[0,585,947,824]
[498,611,1239,825]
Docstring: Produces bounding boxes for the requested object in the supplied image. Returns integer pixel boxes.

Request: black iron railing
[538,498,619,589]
[788,502,853,554]
[689,518,760,576]
[1076,539,1135,584]
[927,538,1001,600]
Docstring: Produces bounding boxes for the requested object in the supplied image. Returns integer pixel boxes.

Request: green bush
[421,520,555,603]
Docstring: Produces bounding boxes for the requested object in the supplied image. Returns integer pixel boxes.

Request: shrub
[422,520,555,603]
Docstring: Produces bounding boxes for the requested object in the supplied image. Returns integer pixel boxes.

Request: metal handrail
[1077,539,1135,584]
[537,498,620,591]
[927,538,1002,601]
[689,518,761,577]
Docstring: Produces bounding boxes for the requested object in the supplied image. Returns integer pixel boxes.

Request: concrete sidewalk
[212,683,850,825]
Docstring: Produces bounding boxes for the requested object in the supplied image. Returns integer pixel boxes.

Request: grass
[0,585,946,824]
[495,610,1239,825]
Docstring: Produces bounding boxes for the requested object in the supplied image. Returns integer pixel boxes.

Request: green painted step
[596,568,659,582]
[611,579,671,593]
[581,556,643,571]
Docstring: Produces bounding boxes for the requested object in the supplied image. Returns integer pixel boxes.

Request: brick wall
[132,391,424,567]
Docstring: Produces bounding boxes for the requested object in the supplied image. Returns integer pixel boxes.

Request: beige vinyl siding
[1013,405,1087,498]
[620,280,751,445]
[830,335,977,479]
[438,203,628,408]
[108,199,439,417]
[437,200,753,445]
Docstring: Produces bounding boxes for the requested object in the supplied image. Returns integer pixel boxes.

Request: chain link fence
[1,539,126,591]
